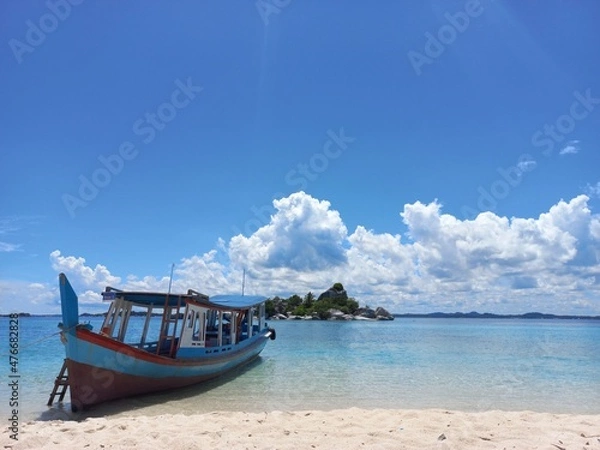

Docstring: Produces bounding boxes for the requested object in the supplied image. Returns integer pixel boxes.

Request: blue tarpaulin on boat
[209,295,267,309]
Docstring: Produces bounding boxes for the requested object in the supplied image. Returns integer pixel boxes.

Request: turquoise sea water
[1,316,599,421]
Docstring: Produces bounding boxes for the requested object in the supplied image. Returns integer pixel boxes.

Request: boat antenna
[167,263,174,295]
[241,268,246,296]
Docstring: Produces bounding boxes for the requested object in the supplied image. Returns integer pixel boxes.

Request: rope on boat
[0,323,78,357]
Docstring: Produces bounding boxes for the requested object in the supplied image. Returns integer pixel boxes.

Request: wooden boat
[53,273,275,411]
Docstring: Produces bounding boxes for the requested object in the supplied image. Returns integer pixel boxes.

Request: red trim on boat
[75,328,267,366]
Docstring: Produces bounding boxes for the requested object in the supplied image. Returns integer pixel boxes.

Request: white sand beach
[3,408,600,450]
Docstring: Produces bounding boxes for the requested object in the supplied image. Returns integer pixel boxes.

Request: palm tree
[303,291,315,308]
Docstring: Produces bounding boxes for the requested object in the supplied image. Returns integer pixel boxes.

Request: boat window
[207,310,217,330]
[186,310,195,329]
[192,311,205,341]
[111,312,121,338]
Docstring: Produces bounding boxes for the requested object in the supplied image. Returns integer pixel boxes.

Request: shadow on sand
[38,356,266,422]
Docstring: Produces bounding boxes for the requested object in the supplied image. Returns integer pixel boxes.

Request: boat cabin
[99,287,268,358]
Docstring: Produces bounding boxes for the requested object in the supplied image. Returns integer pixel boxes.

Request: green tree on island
[265,283,360,319]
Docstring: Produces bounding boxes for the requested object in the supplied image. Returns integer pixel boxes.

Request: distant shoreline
[2,311,599,320]
[394,311,600,320]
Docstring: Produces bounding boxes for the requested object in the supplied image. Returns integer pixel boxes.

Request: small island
[265,283,394,321]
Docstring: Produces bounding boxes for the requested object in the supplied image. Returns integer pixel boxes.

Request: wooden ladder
[47,359,69,406]
[157,295,182,357]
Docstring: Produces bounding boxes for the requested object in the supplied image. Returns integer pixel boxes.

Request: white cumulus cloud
[50,250,122,289]
[517,159,537,172]
[559,140,580,155]
[3,192,599,315]
[229,192,348,271]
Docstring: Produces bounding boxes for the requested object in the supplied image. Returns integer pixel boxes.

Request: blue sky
[1,0,600,314]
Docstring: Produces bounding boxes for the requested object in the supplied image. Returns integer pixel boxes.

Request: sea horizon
[4,310,600,319]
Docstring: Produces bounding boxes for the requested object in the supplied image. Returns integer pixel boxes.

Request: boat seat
[158,338,179,355]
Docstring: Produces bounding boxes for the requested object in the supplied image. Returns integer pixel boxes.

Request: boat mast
[168,263,174,295]
[241,268,246,296]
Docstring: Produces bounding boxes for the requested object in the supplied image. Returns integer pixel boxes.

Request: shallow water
[1,316,599,421]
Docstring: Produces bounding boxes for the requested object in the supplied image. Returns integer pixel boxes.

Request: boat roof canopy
[101,290,267,310]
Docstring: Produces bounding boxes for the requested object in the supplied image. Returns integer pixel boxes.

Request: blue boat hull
[65,328,270,411]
